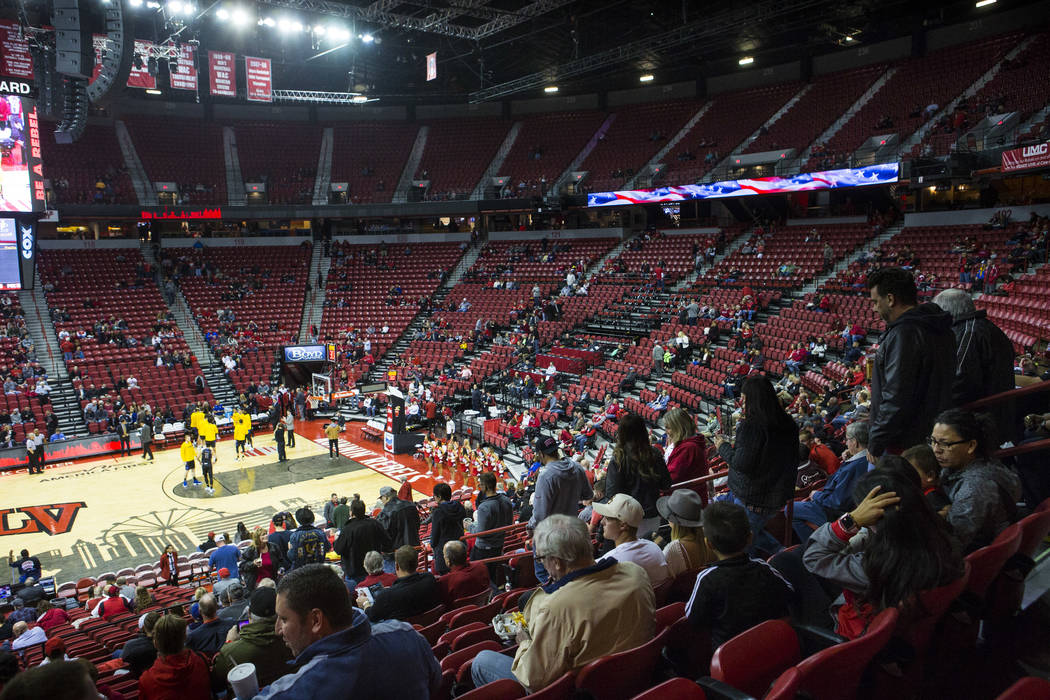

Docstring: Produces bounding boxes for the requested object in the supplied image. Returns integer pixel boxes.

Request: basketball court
[0,420,452,585]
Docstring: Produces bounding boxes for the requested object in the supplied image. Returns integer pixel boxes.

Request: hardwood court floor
[1,421,429,585]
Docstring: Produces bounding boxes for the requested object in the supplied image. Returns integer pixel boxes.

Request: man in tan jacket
[470,514,655,692]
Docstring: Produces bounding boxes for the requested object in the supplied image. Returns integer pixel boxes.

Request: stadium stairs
[19,286,86,436]
[164,276,239,408]
[369,241,483,382]
[796,222,903,297]
[298,241,329,343]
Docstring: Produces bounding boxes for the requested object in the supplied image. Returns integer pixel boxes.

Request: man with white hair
[471,514,654,692]
[932,288,1014,414]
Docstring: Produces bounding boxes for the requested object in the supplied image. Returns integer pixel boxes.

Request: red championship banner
[127,39,156,89]
[244,56,272,102]
[208,50,236,97]
[91,33,106,84]
[0,20,34,79]
[167,42,197,91]
[1002,142,1050,173]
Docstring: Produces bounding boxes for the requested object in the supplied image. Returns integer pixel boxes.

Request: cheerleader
[421,434,435,474]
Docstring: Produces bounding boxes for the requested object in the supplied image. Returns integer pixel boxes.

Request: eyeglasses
[926,437,968,450]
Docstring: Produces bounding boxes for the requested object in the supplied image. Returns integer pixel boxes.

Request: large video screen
[0,219,22,290]
[0,95,44,213]
[587,162,899,207]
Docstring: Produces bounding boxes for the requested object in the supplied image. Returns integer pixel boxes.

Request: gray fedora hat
[656,489,704,528]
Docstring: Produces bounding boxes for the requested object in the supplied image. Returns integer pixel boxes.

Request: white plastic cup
[227,662,259,700]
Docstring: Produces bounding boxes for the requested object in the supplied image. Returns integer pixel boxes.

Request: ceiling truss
[250,0,573,39]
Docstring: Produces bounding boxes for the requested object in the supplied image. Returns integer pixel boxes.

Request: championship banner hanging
[168,42,197,91]
[91,33,106,84]
[244,56,272,103]
[209,51,236,97]
[127,39,156,89]
[0,20,34,79]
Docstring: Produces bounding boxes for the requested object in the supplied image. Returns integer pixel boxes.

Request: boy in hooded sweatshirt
[428,482,466,574]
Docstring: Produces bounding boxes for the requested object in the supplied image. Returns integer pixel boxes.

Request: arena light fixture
[230,7,250,26]
[130,0,143,6]
[361,33,374,43]
[544,85,558,93]
[975,0,996,6]
[738,56,754,65]
[313,25,326,36]
[145,88,163,95]
[261,16,275,27]
[167,0,182,14]
[215,7,229,20]
[639,74,654,82]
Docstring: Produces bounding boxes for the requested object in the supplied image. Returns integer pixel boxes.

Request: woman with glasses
[929,408,1022,552]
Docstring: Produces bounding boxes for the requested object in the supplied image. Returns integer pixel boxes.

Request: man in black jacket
[357,546,438,622]
[867,267,955,458]
[376,486,421,550]
[933,288,1016,440]
[334,499,391,584]
[428,482,466,575]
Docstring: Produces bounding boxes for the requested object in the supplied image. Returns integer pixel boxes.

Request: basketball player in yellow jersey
[189,405,206,444]
[232,410,250,460]
[180,434,201,488]
[199,418,219,461]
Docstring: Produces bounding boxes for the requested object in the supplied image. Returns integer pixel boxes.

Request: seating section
[700,223,873,290]
[174,245,311,393]
[978,264,1050,351]
[918,31,1050,157]
[582,100,702,192]
[415,118,512,200]
[234,121,321,204]
[330,122,419,204]
[808,33,1020,171]
[658,83,801,184]
[744,65,885,154]
[123,117,227,204]
[320,241,464,384]
[40,123,135,205]
[0,294,54,440]
[38,249,212,425]
[498,111,607,196]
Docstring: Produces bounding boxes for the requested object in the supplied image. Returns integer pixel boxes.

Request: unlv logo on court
[0,502,86,536]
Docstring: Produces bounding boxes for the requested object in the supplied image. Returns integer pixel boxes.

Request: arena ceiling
[5,0,1037,103]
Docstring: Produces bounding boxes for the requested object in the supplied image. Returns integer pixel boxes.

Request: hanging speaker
[53,0,96,79]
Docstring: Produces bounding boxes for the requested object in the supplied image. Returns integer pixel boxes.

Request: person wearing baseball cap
[594,494,670,588]
[212,586,293,694]
[212,567,236,601]
[527,435,592,585]
[97,584,131,621]
[41,637,73,665]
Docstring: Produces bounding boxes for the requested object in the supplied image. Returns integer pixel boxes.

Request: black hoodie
[870,303,956,457]
[429,500,467,574]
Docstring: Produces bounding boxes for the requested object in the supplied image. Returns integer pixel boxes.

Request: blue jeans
[790,500,830,546]
[534,555,550,585]
[716,491,783,556]
[471,650,519,689]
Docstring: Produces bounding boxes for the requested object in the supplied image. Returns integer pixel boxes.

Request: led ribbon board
[587,163,899,207]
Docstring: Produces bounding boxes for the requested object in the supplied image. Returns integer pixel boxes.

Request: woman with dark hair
[713,375,798,555]
[803,464,964,638]
[931,408,1022,552]
[605,413,672,538]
